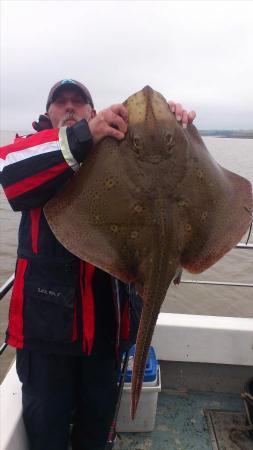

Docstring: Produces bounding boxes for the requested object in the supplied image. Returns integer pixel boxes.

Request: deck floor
[114,390,246,450]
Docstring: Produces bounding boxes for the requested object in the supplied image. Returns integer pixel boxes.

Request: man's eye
[55,98,65,105]
[74,98,85,105]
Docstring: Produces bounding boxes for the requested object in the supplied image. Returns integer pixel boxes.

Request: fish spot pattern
[104,176,119,190]
[178,200,189,207]
[184,223,192,232]
[110,224,119,234]
[196,168,205,179]
[132,203,145,214]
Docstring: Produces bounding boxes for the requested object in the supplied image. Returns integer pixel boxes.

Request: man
[0,79,196,450]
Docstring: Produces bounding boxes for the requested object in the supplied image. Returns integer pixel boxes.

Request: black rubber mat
[205,409,253,450]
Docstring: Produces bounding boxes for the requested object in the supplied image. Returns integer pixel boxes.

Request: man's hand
[88,104,128,145]
[168,101,196,128]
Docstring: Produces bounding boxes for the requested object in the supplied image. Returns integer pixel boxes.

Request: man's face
[47,87,95,128]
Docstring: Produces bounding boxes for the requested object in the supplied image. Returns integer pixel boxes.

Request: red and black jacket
[0,118,142,357]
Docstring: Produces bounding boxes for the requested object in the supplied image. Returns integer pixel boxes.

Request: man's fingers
[88,104,128,144]
[175,103,183,121]
[105,125,125,140]
[168,101,176,113]
[182,110,188,128]
[168,100,196,126]
[110,104,128,124]
[104,109,128,134]
[188,111,196,123]
[169,101,184,121]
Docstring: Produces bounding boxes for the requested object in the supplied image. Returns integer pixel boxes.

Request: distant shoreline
[1,129,253,141]
[199,130,253,139]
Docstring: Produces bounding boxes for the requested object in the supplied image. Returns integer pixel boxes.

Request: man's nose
[65,100,75,111]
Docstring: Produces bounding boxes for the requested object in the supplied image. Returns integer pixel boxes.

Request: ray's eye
[164,133,175,153]
[132,135,143,154]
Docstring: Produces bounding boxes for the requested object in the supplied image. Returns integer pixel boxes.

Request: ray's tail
[130,265,178,419]
[130,302,160,419]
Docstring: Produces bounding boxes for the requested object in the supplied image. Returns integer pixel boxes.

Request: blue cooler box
[123,345,158,385]
[117,345,161,432]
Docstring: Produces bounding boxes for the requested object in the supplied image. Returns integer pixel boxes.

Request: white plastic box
[116,364,161,432]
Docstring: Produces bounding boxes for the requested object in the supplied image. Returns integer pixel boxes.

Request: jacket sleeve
[0,120,93,211]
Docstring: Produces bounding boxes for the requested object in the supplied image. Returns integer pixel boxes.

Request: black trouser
[16,349,118,450]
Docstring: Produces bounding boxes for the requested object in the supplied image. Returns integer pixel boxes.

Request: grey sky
[1,0,253,131]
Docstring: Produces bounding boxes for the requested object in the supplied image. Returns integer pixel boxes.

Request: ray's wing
[44,137,153,285]
[179,124,253,273]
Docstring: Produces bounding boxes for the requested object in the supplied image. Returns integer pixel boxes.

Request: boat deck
[114,390,250,450]
[1,359,252,450]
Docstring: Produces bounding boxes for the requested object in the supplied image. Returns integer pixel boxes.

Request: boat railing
[0,274,15,355]
[0,243,252,356]
[180,242,253,287]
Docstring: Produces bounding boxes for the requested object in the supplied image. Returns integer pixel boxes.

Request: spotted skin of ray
[44,85,253,419]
